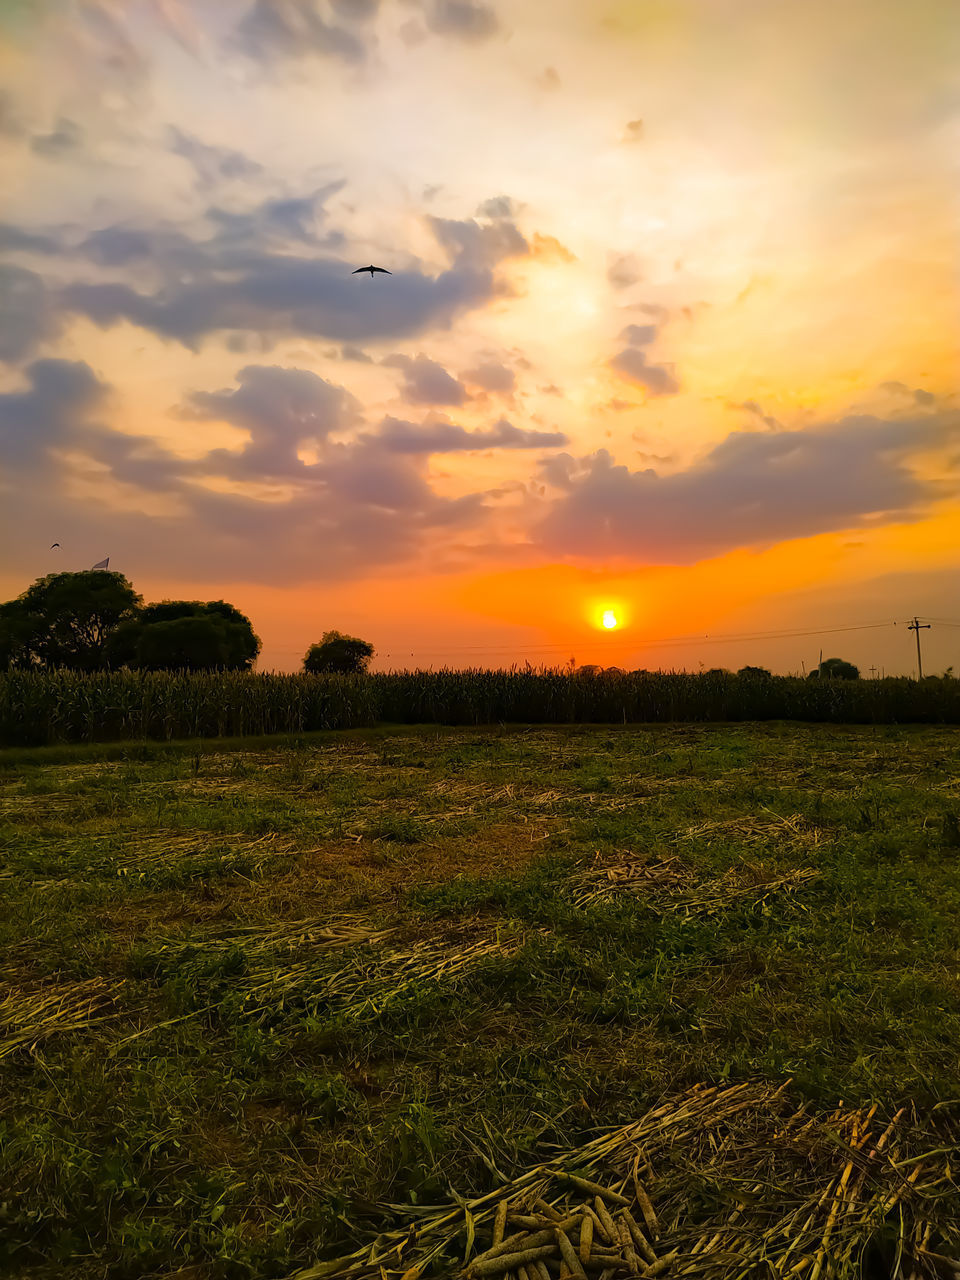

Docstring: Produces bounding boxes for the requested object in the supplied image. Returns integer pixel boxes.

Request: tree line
[0,572,375,674]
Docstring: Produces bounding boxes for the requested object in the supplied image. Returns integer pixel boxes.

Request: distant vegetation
[1,667,958,746]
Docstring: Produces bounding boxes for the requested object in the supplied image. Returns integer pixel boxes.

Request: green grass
[1,722,959,1278]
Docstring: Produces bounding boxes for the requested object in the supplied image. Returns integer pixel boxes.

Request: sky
[0,0,958,675]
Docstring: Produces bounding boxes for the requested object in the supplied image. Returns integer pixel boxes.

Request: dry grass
[292,1082,959,1280]
[0,977,126,1060]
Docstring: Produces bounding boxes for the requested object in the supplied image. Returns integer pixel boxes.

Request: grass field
[2,722,959,1279]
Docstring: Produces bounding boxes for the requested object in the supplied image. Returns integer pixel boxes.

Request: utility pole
[907,617,931,679]
[868,665,879,679]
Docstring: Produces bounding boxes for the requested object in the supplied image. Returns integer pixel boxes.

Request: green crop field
[2,723,959,1280]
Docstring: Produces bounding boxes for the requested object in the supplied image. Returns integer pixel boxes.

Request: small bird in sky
[50,542,60,549]
[352,264,392,277]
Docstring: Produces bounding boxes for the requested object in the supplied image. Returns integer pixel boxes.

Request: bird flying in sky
[50,542,60,548]
[352,265,392,277]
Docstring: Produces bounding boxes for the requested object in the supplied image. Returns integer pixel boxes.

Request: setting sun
[602,610,619,630]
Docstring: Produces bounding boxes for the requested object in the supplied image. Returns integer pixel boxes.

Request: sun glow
[601,610,619,629]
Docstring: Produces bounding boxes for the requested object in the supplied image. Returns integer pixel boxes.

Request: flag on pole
[91,557,110,570]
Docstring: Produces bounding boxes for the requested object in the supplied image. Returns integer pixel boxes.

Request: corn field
[1,668,959,745]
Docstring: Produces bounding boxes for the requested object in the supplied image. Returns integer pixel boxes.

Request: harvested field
[1,722,959,1279]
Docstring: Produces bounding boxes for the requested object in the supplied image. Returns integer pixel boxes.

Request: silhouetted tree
[738,665,772,678]
[809,657,860,680]
[0,571,142,671]
[303,631,374,674]
[107,599,261,671]
[135,617,231,671]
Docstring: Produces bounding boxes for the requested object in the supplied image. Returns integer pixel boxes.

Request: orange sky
[0,0,958,674]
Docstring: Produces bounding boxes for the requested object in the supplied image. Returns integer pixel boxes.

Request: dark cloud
[341,343,373,362]
[461,360,516,394]
[371,416,566,453]
[30,117,83,158]
[330,0,380,19]
[383,353,468,406]
[0,266,60,362]
[207,183,344,245]
[736,399,782,430]
[57,211,526,348]
[477,195,518,219]
[233,0,367,63]
[0,225,62,255]
[609,349,678,396]
[180,364,362,475]
[429,214,527,267]
[426,0,499,41]
[607,253,641,289]
[539,413,960,562]
[609,320,679,396]
[619,323,658,347]
[0,357,501,583]
[880,380,937,407]
[169,127,265,190]
[0,359,108,465]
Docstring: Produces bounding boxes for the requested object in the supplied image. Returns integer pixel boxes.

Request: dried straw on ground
[290,1081,959,1280]
[570,854,819,913]
[151,914,394,960]
[0,977,125,1060]
[241,931,526,1019]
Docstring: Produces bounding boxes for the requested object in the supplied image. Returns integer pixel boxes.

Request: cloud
[609,350,679,395]
[880,380,937,407]
[383,353,468,406]
[477,195,519,219]
[0,359,108,465]
[607,253,641,289]
[30,118,83,159]
[233,0,366,63]
[531,233,576,262]
[622,118,644,143]
[169,127,265,189]
[0,357,502,583]
[180,364,362,475]
[0,266,60,363]
[49,210,527,350]
[539,412,960,562]
[0,225,62,256]
[372,416,566,453]
[330,0,380,20]
[461,360,516,394]
[207,183,344,244]
[736,399,782,430]
[0,91,26,139]
[341,343,373,362]
[609,320,679,396]
[426,0,499,42]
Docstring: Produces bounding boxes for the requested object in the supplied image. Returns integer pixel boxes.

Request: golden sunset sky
[1,0,957,673]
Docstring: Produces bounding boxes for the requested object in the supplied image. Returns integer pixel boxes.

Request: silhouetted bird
[352,265,392,277]
[50,542,60,548]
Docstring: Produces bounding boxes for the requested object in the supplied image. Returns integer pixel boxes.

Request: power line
[267,618,898,660]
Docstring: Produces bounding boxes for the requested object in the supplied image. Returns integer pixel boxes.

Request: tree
[135,616,231,672]
[4,571,142,671]
[738,665,772,678]
[810,657,860,680]
[107,599,261,671]
[303,630,374,674]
